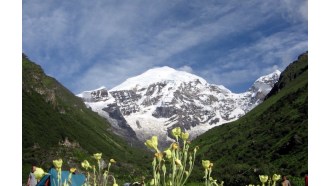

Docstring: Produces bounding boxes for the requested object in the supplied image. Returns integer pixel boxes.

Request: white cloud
[197,25,307,90]
[299,0,308,21]
[277,0,308,23]
[178,65,194,73]
[74,57,155,93]
[71,1,275,92]
[23,0,308,93]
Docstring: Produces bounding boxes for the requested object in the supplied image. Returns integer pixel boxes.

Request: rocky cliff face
[77,67,280,147]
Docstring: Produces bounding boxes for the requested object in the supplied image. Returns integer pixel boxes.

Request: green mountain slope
[22,54,151,183]
[190,52,308,185]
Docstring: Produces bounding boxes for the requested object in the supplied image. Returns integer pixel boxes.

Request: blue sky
[22,0,307,94]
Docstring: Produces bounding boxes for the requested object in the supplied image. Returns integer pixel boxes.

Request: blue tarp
[37,168,85,186]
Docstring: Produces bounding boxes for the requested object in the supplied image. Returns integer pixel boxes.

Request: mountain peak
[111,66,207,91]
[274,69,281,74]
[148,66,176,72]
[79,66,280,146]
[253,70,281,85]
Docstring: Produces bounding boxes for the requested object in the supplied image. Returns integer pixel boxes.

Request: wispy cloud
[197,25,307,91]
[178,66,194,73]
[23,0,307,93]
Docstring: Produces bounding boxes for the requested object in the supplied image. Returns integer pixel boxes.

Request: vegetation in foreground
[189,52,308,185]
[23,54,151,183]
[31,127,300,186]
[23,52,308,186]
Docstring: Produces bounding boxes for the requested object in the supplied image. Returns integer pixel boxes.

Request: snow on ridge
[76,93,83,98]
[76,86,107,97]
[111,66,208,91]
[76,67,281,146]
[250,70,281,92]
[255,70,281,82]
[76,86,109,102]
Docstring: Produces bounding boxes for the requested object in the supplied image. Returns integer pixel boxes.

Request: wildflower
[150,179,155,185]
[171,142,179,150]
[70,168,76,173]
[259,175,268,186]
[93,153,102,160]
[272,174,281,181]
[155,152,163,161]
[171,127,181,140]
[110,159,116,163]
[103,170,108,179]
[81,160,92,170]
[194,146,199,153]
[181,132,189,141]
[53,159,63,171]
[163,149,172,159]
[34,167,46,181]
[175,159,182,166]
[272,174,281,186]
[145,136,159,152]
[107,159,116,176]
[202,160,211,170]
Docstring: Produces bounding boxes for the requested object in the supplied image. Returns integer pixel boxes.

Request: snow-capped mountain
[77,66,280,147]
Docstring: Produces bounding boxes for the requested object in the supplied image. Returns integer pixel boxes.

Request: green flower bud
[162,164,166,173]
[110,159,116,163]
[150,179,155,185]
[103,170,108,180]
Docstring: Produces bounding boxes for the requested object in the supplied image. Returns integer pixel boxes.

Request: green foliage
[290,176,305,186]
[266,51,308,99]
[190,52,308,186]
[22,54,151,183]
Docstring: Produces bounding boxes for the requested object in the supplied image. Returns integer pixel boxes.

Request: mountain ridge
[77,66,280,147]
